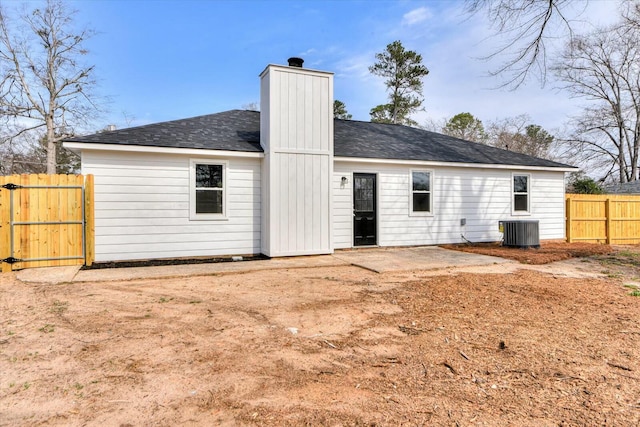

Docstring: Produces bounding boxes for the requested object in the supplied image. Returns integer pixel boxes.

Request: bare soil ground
[1,246,640,426]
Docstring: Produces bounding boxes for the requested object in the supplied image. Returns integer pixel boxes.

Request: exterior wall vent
[500,220,540,248]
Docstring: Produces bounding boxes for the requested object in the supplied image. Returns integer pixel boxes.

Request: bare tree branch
[553,15,640,182]
[0,0,100,174]
[465,0,578,89]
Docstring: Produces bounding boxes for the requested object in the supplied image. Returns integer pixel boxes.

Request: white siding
[82,150,261,262]
[333,161,566,248]
[260,64,334,256]
[260,74,270,152]
[332,171,354,248]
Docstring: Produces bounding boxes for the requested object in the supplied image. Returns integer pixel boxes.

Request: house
[64,58,577,263]
[603,181,640,194]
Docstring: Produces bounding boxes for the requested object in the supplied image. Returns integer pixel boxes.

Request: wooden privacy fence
[0,174,94,272]
[566,193,640,244]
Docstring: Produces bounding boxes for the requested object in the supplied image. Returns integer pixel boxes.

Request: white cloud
[333,52,374,79]
[402,7,432,26]
[565,0,620,30]
[298,48,317,57]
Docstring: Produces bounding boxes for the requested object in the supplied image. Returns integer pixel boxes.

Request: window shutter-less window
[513,175,529,212]
[412,171,431,213]
[195,164,223,214]
[190,159,227,220]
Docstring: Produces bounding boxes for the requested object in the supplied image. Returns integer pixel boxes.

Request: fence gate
[0,174,94,272]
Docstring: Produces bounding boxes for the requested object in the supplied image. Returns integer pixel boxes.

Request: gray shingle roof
[604,181,640,194]
[334,119,570,168]
[66,110,262,152]
[66,109,572,168]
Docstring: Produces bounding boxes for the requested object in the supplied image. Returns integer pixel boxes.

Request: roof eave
[63,142,265,158]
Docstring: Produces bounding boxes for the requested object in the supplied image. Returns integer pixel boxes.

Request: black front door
[353,173,377,246]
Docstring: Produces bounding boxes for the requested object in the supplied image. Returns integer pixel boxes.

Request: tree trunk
[46,115,56,174]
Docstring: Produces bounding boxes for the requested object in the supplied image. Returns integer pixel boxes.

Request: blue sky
[65,0,620,133]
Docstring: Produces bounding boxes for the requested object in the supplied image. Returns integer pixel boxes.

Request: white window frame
[189,159,228,220]
[512,173,531,215]
[409,169,434,216]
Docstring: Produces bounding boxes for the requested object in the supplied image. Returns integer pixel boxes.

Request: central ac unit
[500,220,540,248]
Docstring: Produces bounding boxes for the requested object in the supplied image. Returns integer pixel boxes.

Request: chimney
[259,58,334,257]
[287,57,304,68]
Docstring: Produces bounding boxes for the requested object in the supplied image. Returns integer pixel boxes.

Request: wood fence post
[0,176,11,273]
[605,198,612,245]
[84,174,95,266]
[566,196,572,243]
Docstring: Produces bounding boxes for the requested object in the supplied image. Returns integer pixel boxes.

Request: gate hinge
[2,257,20,264]
[1,183,21,190]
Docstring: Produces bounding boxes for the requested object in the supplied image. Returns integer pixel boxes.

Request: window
[513,174,530,214]
[190,159,227,220]
[410,170,432,215]
[354,175,375,212]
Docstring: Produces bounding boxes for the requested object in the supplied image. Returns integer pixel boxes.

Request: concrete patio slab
[10,246,513,284]
[16,265,82,284]
[72,254,348,283]
[333,246,511,273]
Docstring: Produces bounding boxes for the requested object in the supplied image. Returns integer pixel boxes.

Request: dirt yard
[441,241,615,264]
[1,246,640,426]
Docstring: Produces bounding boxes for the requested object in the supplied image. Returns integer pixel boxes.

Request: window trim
[409,169,434,216]
[512,173,531,215]
[189,159,228,221]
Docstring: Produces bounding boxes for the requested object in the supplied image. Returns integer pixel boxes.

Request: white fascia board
[259,63,334,78]
[63,142,264,159]
[334,156,579,173]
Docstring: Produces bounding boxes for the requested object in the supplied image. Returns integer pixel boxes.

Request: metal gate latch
[1,257,20,264]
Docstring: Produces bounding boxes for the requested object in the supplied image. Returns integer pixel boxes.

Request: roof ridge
[334,116,422,128]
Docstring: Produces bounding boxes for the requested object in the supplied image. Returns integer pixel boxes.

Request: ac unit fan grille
[502,220,540,248]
